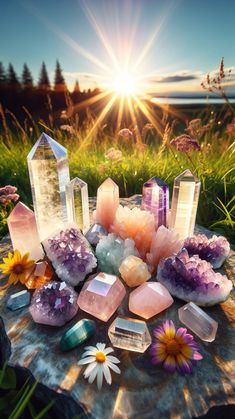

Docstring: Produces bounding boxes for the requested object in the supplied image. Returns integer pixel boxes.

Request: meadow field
[0,101,234,246]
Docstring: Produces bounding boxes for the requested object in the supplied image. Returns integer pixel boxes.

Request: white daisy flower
[78,343,121,390]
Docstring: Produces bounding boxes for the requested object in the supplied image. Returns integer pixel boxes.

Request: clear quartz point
[108,316,152,352]
[178,302,218,342]
[66,177,90,233]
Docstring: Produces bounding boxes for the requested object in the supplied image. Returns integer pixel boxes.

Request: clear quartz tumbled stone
[108,316,152,352]
[178,302,218,342]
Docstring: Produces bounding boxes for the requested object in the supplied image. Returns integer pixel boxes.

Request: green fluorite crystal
[60,318,96,351]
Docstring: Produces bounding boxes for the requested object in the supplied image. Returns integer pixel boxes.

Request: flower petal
[106,361,121,374]
[193,351,203,361]
[81,350,97,358]
[106,355,120,364]
[96,343,106,351]
[103,364,112,385]
[163,355,176,373]
[78,356,96,365]
[176,354,193,374]
[163,320,176,339]
[96,364,104,390]
[83,362,97,378]
[104,347,114,355]
[181,344,193,359]
[87,365,98,384]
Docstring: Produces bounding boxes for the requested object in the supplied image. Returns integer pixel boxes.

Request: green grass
[0,109,235,245]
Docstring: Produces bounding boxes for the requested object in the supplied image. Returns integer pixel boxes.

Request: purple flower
[118,128,133,139]
[170,135,201,153]
[0,185,19,205]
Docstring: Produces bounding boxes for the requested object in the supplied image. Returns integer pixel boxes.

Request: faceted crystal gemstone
[27,133,70,241]
[66,177,90,234]
[170,169,201,239]
[184,234,230,269]
[141,177,169,228]
[60,318,96,351]
[146,225,183,273]
[85,223,108,247]
[25,261,53,289]
[129,282,174,319]
[42,224,97,286]
[29,281,78,326]
[77,272,126,322]
[95,178,119,230]
[96,233,139,276]
[157,248,233,306]
[178,302,218,342]
[108,316,152,352]
[7,290,31,311]
[119,255,151,287]
[7,202,44,261]
[111,205,155,259]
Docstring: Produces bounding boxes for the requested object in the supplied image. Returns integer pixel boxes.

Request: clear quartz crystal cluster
[43,225,97,286]
[157,248,232,306]
[184,234,230,269]
[29,281,78,326]
[111,205,155,258]
[96,233,139,276]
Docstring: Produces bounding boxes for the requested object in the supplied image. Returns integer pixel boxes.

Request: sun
[111,71,137,97]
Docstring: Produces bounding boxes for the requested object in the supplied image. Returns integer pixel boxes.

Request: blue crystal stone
[7,290,31,311]
[60,318,96,351]
[85,223,108,247]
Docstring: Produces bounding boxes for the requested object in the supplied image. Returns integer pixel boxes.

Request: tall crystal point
[170,169,200,239]
[7,201,44,261]
[66,177,90,233]
[27,133,70,241]
[141,177,169,228]
[96,178,119,230]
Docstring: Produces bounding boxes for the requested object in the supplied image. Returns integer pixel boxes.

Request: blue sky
[1,0,235,94]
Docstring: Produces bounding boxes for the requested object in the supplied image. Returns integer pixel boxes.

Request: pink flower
[0,185,19,206]
[118,128,133,139]
[60,125,74,134]
[105,148,123,162]
[226,118,235,135]
[170,135,201,153]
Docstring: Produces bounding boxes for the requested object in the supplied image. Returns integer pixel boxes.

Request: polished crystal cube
[7,290,31,311]
[108,316,152,352]
[178,302,218,342]
[66,177,90,233]
[77,272,126,322]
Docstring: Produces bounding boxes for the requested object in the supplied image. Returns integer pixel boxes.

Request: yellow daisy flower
[0,250,35,286]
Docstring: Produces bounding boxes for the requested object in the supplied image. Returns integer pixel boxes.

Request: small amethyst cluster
[29,281,78,326]
[157,248,232,306]
[184,234,230,268]
[43,225,97,286]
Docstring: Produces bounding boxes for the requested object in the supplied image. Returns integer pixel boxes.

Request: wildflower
[98,163,108,173]
[0,185,19,206]
[78,343,121,390]
[60,110,68,119]
[170,135,201,153]
[150,320,203,374]
[226,118,235,135]
[186,119,210,137]
[60,125,74,134]
[0,250,35,286]
[118,128,133,139]
[105,148,123,162]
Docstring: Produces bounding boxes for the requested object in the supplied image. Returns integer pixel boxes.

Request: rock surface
[0,196,235,419]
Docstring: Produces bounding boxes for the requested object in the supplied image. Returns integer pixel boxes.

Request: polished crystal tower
[108,316,152,352]
[170,169,200,239]
[178,302,218,342]
[27,133,70,241]
[66,177,90,233]
[7,202,43,261]
[141,177,169,227]
[96,178,119,230]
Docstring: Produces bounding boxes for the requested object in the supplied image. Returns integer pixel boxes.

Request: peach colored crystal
[119,255,151,287]
[129,282,174,319]
[111,205,155,259]
[95,178,119,231]
[146,225,183,272]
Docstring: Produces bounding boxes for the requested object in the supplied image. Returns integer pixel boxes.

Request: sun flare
[111,71,137,97]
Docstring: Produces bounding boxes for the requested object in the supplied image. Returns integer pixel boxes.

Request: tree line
[0,60,80,93]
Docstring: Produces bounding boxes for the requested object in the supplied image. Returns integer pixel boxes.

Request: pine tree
[0,62,7,88]
[38,62,50,90]
[7,63,20,89]
[54,60,67,91]
[73,80,80,93]
[22,63,33,88]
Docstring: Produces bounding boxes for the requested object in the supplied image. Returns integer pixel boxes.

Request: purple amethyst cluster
[29,281,79,326]
[157,248,232,306]
[184,234,230,268]
[43,225,97,286]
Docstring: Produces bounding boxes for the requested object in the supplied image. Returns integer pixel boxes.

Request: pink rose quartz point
[77,272,126,322]
[129,282,174,319]
[146,225,183,272]
[95,178,119,231]
[7,201,44,261]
